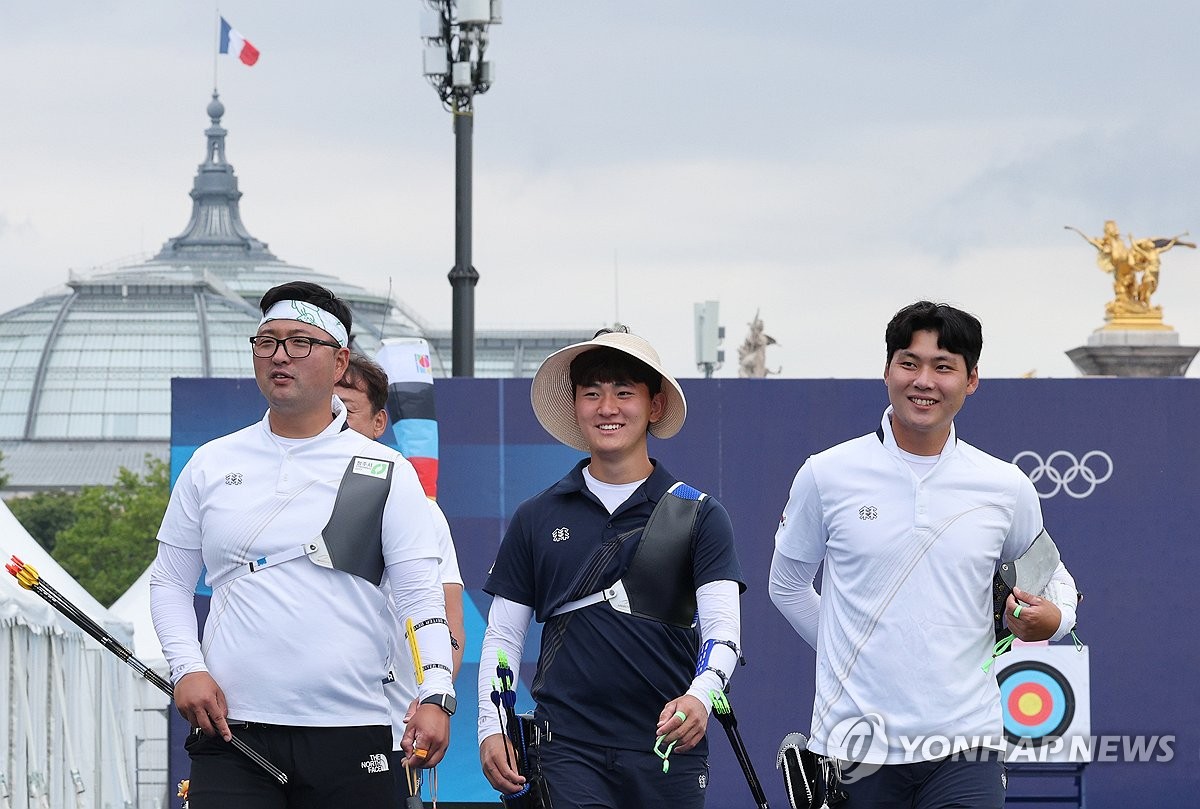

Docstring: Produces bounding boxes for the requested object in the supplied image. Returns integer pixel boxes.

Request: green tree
[0,449,9,488]
[7,490,78,552]
[52,456,170,607]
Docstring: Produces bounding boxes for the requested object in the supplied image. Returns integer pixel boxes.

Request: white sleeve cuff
[687,580,742,713]
[386,557,455,697]
[477,597,534,745]
[768,550,822,649]
[149,542,208,684]
[1042,562,1079,642]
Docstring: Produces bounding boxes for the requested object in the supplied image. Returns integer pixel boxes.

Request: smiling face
[253,320,348,437]
[572,380,665,464]
[884,329,979,455]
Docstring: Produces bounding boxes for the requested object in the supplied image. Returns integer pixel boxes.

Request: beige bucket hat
[530,328,687,452]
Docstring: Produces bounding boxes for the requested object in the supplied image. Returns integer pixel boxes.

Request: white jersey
[384,499,463,747]
[775,408,1044,763]
[156,406,442,727]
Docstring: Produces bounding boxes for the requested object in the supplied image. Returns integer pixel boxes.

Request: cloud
[4,0,1200,383]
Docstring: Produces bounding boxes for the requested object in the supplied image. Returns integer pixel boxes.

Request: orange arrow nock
[5,555,39,590]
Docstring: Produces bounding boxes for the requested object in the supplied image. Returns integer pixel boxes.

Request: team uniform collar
[257,395,350,441]
[876,405,958,460]
[551,457,676,506]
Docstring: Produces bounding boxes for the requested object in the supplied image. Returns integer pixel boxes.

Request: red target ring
[1007,681,1053,726]
[998,660,1075,745]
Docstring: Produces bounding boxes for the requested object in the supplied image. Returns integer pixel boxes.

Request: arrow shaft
[8,558,288,785]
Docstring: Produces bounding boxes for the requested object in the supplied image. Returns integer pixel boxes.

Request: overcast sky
[4,1,1200,380]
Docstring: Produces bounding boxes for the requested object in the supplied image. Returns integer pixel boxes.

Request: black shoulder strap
[621,482,705,628]
[319,456,393,585]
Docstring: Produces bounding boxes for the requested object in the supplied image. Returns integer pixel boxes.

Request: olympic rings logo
[1012,450,1113,499]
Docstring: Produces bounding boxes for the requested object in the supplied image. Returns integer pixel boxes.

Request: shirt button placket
[279,451,292,491]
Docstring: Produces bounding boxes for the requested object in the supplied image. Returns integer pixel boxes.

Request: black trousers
[538,734,709,809]
[387,749,422,806]
[842,750,1005,809]
[184,723,394,809]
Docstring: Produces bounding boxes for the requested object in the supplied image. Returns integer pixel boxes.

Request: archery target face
[996,645,1090,761]
[999,660,1074,744]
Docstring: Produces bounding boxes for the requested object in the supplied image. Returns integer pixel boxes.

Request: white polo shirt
[157,405,443,727]
[775,407,1043,763]
[384,498,463,746]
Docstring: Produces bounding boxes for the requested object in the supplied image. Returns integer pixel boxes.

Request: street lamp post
[421,0,500,377]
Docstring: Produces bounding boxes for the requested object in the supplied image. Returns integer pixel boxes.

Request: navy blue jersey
[485,460,744,752]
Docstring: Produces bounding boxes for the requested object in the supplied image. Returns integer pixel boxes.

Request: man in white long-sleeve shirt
[477,327,745,809]
[769,301,1079,809]
[150,281,455,809]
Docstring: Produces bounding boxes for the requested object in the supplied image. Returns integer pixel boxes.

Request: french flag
[219,17,260,66]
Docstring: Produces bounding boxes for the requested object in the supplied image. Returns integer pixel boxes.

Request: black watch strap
[420,692,457,716]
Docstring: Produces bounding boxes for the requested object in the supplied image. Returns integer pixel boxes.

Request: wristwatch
[420,693,457,716]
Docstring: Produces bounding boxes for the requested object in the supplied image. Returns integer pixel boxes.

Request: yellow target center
[1018,692,1044,717]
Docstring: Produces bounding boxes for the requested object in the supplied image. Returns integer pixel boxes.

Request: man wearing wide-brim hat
[477,326,746,809]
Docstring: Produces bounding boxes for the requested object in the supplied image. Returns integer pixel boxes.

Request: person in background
[338,351,466,806]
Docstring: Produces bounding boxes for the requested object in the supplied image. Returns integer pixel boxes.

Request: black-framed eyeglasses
[249,335,341,359]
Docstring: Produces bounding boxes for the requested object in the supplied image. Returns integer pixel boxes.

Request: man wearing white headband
[477,326,745,809]
[150,281,456,809]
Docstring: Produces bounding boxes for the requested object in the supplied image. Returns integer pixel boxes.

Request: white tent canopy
[111,564,173,808]
[0,499,142,808]
[110,565,166,676]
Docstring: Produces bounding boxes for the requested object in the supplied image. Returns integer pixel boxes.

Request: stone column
[1067,314,1198,377]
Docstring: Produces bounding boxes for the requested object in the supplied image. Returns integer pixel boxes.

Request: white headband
[259,300,349,347]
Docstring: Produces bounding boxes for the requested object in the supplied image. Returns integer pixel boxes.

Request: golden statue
[1066,221,1194,328]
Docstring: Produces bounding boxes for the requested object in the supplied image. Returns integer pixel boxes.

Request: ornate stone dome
[0,93,428,448]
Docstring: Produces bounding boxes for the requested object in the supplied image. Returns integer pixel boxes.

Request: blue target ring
[998,660,1075,745]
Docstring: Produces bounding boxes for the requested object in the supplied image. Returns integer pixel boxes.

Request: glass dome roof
[0,93,428,442]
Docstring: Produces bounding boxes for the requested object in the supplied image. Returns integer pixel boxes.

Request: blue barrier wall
[171,377,1200,807]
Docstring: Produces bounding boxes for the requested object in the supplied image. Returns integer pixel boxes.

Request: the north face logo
[360,753,389,773]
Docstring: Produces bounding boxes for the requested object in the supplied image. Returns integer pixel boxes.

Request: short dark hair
[885,301,983,374]
[569,329,663,397]
[339,352,388,415]
[259,281,353,337]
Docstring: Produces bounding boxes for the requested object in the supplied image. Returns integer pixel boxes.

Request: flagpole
[213,6,220,93]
